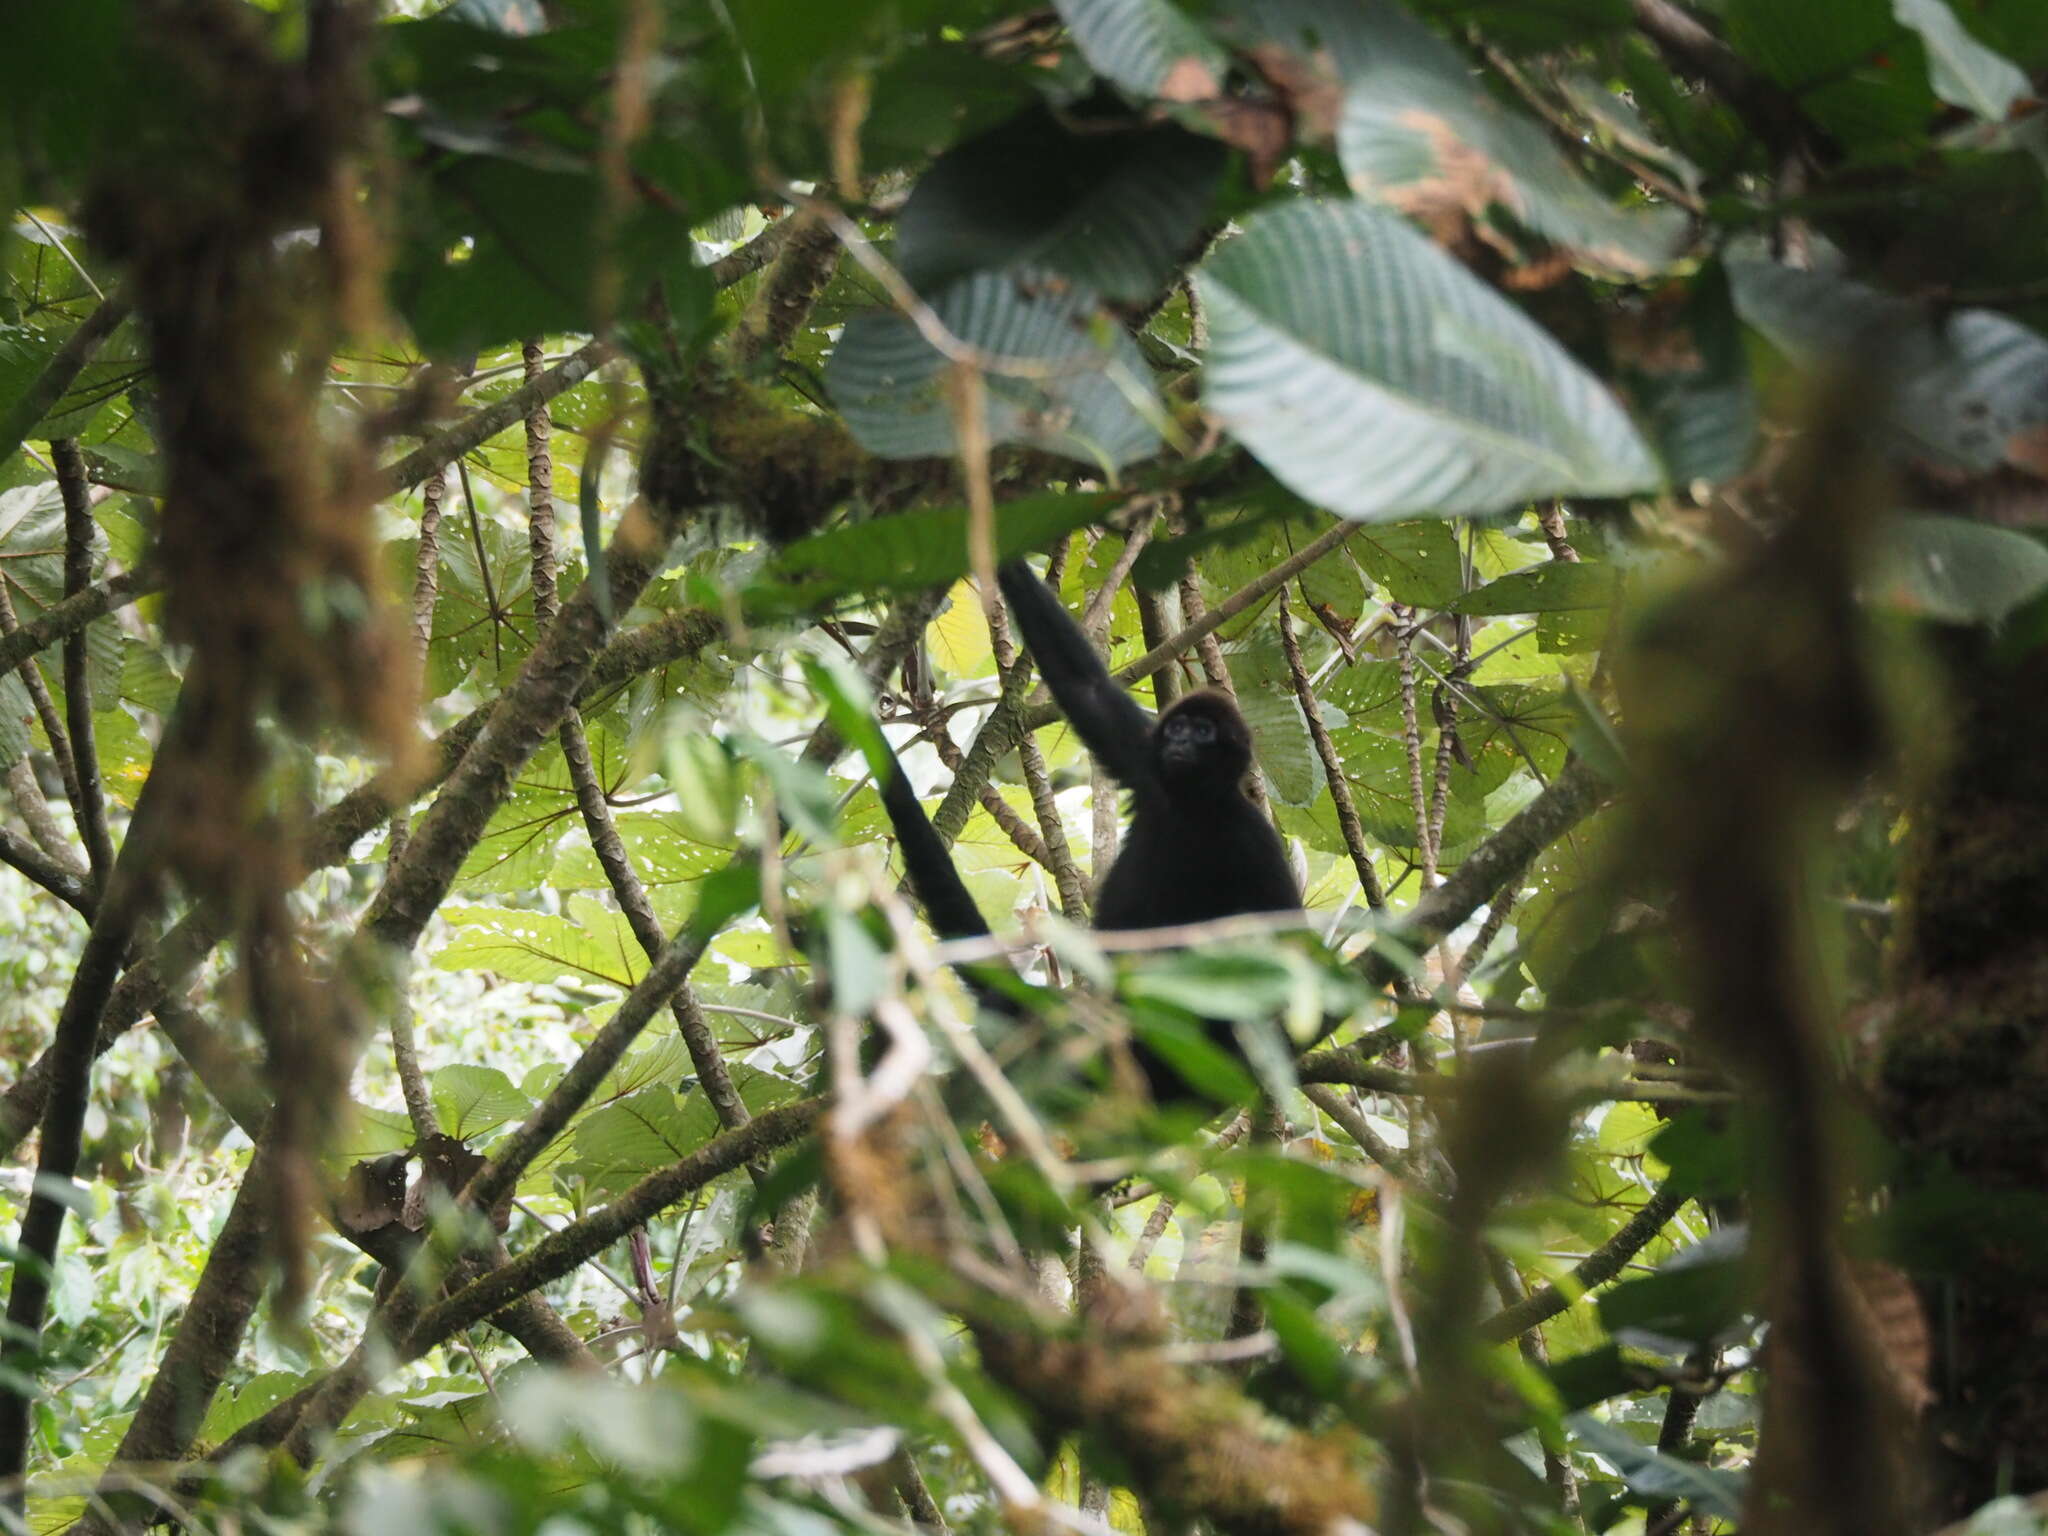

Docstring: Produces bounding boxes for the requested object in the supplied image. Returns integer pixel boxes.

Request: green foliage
[9,0,2048,1530]
[1198,202,1661,518]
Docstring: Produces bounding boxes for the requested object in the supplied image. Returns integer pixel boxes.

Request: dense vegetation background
[4,0,2048,1532]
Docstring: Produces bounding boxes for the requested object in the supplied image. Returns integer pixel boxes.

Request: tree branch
[0,823,94,916]
[0,294,131,470]
[235,1099,823,1463]
[378,342,613,498]
[0,567,157,680]
[53,439,115,885]
[1477,1180,1688,1342]
[1279,601,1386,910]
[0,714,182,1501]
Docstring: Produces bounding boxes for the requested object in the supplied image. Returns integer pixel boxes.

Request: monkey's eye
[1171,715,1217,744]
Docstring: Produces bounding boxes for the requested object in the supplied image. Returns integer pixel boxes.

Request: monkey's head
[1153,690,1255,795]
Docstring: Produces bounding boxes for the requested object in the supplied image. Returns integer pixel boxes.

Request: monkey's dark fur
[993,563,1297,933]
[875,561,1300,1102]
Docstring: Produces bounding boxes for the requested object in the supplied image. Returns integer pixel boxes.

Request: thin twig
[985,599,1089,919]
[0,294,132,469]
[0,709,182,1493]
[1279,599,1386,911]
[1303,1084,1420,1182]
[0,578,85,826]
[0,824,93,916]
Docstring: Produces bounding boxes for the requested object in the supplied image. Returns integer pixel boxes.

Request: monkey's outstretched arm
[996,562,1157,790]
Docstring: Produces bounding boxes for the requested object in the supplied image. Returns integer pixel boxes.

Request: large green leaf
[1893,0,2030,120]
[1567,1414,1747,1521]
[550,811,736,893]
[1057,0,1229,100]
[434,896,645,987]
[1238,684,1324,806]
[430,1064,533,1140]
[1871,514,2048,623]
[894,105,1224,303]
[1728,258,2048,472]
[1327,2,1686,275]
[827,271,1162,470]
[1726,0,1934,155]
[0,674,31,771]
[1450,560,1619,617]
[1198,201,1661,519]
[0,481,122,704]
[754,491,1117,613]
[1409,0,1630,51]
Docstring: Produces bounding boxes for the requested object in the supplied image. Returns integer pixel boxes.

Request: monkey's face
[1154,693,1252,789]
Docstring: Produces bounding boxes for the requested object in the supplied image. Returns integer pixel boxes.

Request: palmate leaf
[1198,200,1661,519]
[430,1064,533,1140]
[434,897,646,988]
[827,270,1162,471]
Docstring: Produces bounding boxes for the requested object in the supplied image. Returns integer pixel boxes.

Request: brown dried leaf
[1159,55,1222,103]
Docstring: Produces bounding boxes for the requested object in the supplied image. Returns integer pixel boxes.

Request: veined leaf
[1057,0,1228,100]
[430,1064,533,1140]
[1198,200,1661,519]
[756,492,1118,614]
[1450,560,1619,616]
[1729,258,2048,472]
[827,270,1162,471]
[1871,514,2048,624]
[1567,1414,1747,1521]
[896,105,1224,303]
[434,899,645,988]
[1331,5,1686,275]
[1238,684,1324,806]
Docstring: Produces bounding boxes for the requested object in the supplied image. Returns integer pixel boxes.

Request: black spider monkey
[994,562,1299,937]
[875,559,1300,1102]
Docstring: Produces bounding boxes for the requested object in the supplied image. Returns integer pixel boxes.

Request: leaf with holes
[1330,2,1686,275]
[1199,201,1660,520]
